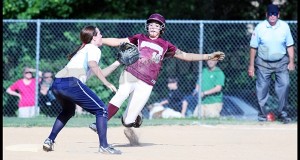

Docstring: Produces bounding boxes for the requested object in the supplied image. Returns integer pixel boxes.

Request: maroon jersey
[126,34,177,86]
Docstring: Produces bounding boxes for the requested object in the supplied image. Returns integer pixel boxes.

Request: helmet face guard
[145,13,166,34]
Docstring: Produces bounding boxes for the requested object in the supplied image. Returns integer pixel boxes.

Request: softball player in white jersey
[42,25,121,154]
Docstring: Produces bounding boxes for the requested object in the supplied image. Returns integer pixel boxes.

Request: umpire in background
[248,4,295,124]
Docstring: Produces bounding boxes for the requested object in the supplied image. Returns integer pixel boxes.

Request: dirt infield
[3,124,297,160]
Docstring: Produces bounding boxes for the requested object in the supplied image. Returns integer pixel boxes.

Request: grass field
[3,116,272,127]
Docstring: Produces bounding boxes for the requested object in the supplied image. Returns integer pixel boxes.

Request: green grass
[3,115,270,127]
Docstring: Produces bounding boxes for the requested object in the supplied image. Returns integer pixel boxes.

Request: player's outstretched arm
[102,38,130,47]
[173,49,225,61]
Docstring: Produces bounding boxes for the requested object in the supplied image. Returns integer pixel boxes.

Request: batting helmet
[147,13,166,26]
[145,13,166,34]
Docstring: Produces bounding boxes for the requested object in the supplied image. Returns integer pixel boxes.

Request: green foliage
[3,22,31,56]
[3,0,75,19]
[86,76,113,103]
[63,31,78,44]
[3,0,27,19]
[3,0,298,20]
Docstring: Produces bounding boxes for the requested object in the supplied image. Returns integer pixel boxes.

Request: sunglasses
[24,72,32,74]
[43,76,53,79]
[268,12,278,16]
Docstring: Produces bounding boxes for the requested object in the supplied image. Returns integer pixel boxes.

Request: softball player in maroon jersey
[90,13,225,130]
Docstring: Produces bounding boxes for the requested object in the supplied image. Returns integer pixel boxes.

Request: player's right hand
[248,65,255,78]
[210,51,225,61]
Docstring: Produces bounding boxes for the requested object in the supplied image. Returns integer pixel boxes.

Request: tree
[3,0,76,19]
[3,0,297,20]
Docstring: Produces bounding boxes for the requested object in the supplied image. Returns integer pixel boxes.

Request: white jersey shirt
[55,44,101,84]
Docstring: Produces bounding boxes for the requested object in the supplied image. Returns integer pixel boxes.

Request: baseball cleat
[43,138,54,152]
[99,146,122,155]
[279,111,291,124]
[258,114,267,122]
[133,114,143,128]
[280,117,291,124]
[89,123,97,133]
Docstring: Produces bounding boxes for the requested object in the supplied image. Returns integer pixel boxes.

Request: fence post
[35,19,41,116]
[197,21,204,119]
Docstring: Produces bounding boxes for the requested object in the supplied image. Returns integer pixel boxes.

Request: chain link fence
[3,20,297,121]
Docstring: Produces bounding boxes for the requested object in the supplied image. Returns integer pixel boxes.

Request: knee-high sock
[48,113,71,141]
[92,103,119,133]
[96,116,108,147]
[48,119,65,141]
[108,103,119,120]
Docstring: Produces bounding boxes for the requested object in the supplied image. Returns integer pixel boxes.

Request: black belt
[260,55,287,62]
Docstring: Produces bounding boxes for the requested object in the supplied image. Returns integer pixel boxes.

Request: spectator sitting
[180,85,199,118]
[147,77,186,119]
[182,60,225,118]
[147,103,182,119]
[39,70,62,117]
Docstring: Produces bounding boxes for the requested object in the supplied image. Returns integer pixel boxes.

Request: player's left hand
[209,51,225,61]
[105,83,117,92]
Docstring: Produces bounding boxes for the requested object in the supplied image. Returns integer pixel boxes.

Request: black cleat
[258,114,267,122]
[279,111,291,124]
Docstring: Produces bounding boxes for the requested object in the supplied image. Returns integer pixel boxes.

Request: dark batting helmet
[147,13,166,26]
[145,13,166,34]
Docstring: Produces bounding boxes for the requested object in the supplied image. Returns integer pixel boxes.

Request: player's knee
[66,109,76,118]
[95,110,108,118]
